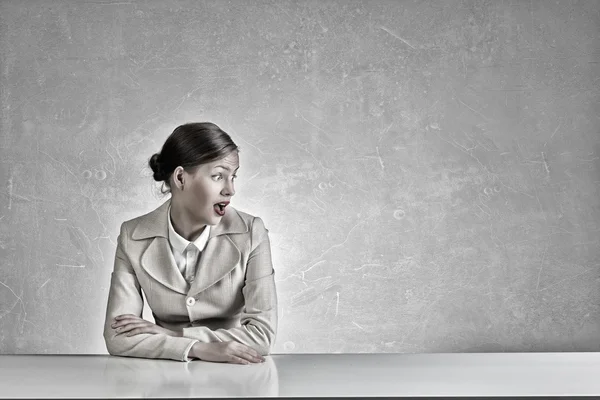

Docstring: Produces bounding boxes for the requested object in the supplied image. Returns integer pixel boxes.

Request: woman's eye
[212,174,236,181]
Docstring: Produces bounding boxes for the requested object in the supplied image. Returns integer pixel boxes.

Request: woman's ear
[174,167,185,190]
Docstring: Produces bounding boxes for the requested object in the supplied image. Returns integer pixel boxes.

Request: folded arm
[103,223,198,362]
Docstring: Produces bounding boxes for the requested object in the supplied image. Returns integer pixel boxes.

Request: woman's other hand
[190,341,265,365]
[111,314,182,337]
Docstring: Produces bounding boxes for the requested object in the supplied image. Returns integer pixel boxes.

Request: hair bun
[149,153,164,181]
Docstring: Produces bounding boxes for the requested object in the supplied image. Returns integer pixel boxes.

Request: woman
[103,122,277,363]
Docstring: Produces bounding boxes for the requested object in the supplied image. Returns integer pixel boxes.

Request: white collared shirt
[167,205,210,284]
[167,205,209,361]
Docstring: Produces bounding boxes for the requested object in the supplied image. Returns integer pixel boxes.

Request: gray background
[0,0,599,354]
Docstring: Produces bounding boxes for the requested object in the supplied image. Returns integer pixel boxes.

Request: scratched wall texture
[1,0,599,354]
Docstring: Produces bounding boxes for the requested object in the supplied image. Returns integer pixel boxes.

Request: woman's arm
[103,222,199,362]
[181,217,278,355]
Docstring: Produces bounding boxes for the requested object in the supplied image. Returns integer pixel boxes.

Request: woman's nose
[223,181,235,196]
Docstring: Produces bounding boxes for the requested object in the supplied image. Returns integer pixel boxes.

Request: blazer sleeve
[181,216,278,355]
[103,222,199,362]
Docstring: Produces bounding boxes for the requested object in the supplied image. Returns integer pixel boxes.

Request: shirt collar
[167,205,211,253]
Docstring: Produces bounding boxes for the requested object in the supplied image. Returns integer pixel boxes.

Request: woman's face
[176,151,239,226]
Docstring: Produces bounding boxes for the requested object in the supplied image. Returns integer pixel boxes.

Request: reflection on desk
[103,355,278,397]
[1,353,600,397]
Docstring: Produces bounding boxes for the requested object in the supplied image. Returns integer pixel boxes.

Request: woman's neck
[169,202,207,242]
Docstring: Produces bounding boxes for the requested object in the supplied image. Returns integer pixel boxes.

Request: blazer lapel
[130,197,249,297]
[188,235,241,295]
[141,236,189,295]
[132,199,188,295]
[188,203,248,296]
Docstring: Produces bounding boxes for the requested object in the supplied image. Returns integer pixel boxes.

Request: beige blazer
[103,198,277,362]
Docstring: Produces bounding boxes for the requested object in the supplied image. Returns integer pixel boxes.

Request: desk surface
[1,353,599,398]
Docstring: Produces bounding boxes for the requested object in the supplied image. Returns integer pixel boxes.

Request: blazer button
[186,297,196,307]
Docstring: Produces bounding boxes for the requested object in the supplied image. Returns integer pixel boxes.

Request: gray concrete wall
[1,0,599,354]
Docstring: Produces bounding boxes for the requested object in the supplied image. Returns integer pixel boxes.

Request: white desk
[1,353,599,397]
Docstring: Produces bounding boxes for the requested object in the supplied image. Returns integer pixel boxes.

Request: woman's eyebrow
[214,165,240,172]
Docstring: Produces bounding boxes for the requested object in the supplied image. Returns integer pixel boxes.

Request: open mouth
[213,202,229,216]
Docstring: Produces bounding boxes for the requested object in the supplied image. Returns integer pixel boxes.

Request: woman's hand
[111,314,182,337]
[190,341,265,365]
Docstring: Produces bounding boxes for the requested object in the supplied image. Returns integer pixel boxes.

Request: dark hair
[149,122,239,194]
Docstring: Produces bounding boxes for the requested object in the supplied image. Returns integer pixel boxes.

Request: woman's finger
[113,316,141,323]
[116,322,148,334]
[231,342,262,361]
[115,314,139,319]
[114,315,138,322]
[113,317,140,324]
[229,355,250,365]
[126,328,145,336]
[240,348,263,363]
[111,319,140,329]
[236,346,262,363]
[126,325,161,336]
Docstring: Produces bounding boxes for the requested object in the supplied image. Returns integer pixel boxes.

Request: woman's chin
[210,213,224,223]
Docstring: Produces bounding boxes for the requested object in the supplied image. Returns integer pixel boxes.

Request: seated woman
[103,122,277,363]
